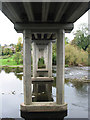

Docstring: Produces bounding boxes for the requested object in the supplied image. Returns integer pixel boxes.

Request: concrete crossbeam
[14,23,74,33]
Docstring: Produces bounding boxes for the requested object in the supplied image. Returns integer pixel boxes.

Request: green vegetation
[52,43,56,65]
[71,23,89,51]
[0,23,89,67]
[3,48,13,55]
[14,52,23,64]
[0,54,23,66]
[38,57,46,68]
[65,44,88,66]
[15,37,23,52]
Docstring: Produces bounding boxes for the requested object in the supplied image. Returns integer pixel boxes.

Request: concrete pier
[21,102,67,120]
[48,42,52,77]
[56,30,65,104]
[32,40,53,81]
[21,30,67,119]
[32,42,38,77]
[23,30,32,105]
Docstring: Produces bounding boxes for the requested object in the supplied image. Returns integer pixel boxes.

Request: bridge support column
[48,42,52,77]
[44,46,48,70]
[32,42,38,77]
[56,30,65,104]
[23,30,32,105]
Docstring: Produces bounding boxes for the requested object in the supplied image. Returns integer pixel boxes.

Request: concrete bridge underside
[1,2,90,120]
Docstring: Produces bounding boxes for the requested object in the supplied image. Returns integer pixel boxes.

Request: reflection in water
[3,67,13,73]
[2,67,23,74]
[2,67,23,80]
[14,67,23,73]
[0,67,88,118]
[0,68,1,73]
[14,73,23,80]
[32,82,53,102]
[65,79,88,94]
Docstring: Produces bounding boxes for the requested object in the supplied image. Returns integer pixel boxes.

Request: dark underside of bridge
[2,2,90,40]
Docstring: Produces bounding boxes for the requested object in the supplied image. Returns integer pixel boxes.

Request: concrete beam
[32,39,55,44]
[34,33,38,39]
[63,2,89,23]
[41,33,44,39]
[3,3,22,22]
[14,23,74,33]
[47,33,52,39]
[51,33,56,40]
[32,77,54,82]
[42,2,50,22]
[55,3,69,22]
[23,2,34,22]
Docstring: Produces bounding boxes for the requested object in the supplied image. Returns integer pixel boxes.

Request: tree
[52,37,69,65]
[3,48,13,55]
[72,23,89,51]
[14,52,23,64]
[52,42,56,65]
[16,37,23,52]
[65,37,69,45]
[0,45,2,56]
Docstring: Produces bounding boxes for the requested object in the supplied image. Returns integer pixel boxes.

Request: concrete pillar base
[32,77,54,82]
[20,102,67,120]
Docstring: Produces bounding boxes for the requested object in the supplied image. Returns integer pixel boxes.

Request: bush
[38,57,46,68]
[52,53,56,65]
[3,48,13,55]
[20,59,23,64]
[7,60,10,62]
[13,52,23,64]
[65,44,88,66]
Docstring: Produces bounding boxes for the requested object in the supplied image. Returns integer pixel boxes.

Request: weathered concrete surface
[37,69,48,77]
[20,103,67,119]
[56,30,65,104]
[32,77,54,82]
[37,69,48,72]
[20,102,67,112]
[48,42,52,77]
[23,30,32,105]
[32,42,37,77]
[32,40,53,78]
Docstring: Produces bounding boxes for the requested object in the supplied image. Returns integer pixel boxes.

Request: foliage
[15,37,23,52]
[3,48,13,55]
[13,52,23,64]
[52,43,56,65]
[65,37,69,45]
[38,57,46,68]
[65,44,88,66]
[52,37,69,65]
[0,55,20,66]
[72,23,89,51]
[0,45,2,56]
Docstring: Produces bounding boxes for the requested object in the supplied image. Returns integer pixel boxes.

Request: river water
[0,66,89,118]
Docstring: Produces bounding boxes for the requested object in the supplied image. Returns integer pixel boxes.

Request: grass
[0,55,22,66]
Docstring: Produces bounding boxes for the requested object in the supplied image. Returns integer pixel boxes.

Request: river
[0,66,89,118]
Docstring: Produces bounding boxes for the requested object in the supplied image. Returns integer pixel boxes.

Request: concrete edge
[20,102,67,112]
